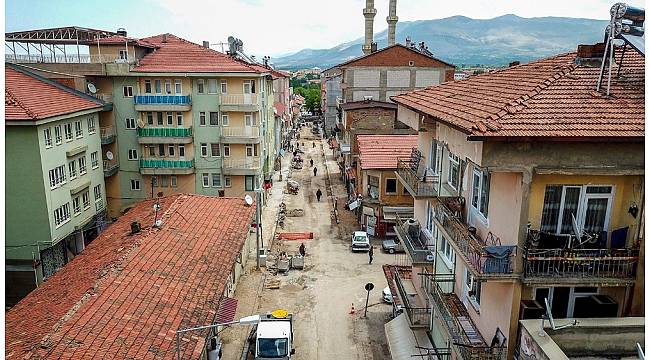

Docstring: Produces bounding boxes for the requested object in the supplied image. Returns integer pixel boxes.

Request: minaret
[362,0,377,55]
[387,0,398,46]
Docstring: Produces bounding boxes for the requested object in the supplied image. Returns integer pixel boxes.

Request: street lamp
[175,314,261,360]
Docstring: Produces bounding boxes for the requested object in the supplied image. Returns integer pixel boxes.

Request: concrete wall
[344,66,448,103]
[192,78,223,194]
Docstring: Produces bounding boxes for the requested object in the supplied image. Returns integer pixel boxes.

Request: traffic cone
[349,303,356,315]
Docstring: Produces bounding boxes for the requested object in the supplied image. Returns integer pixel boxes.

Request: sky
[5,0,646,57]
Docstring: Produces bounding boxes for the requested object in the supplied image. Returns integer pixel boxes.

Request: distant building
[321,68,343,136]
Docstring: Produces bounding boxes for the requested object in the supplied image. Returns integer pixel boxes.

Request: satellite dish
[106,151,114,160]
[244,195,253,206]
[155,219,162,227]
[87,83,97,94]
[153,203,161,211]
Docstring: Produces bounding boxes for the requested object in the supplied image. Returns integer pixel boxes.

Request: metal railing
[221,126,260,138]
[100,126,116,141]
[435,198,516,277]
[396,159,438,197]
[5,53,132,64]
[393,271,431,328]
[103,159,119,173]
[134,95,191,105]
[222,158,261,170]
[139,159,194,169]
[137,127,193,137]
[220,93,259,105]
[395,216,435,264]
[524,247,638,280]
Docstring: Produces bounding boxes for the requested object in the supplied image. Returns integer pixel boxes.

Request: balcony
[434,197,518,280]
[92,93,113,103]
[219,94,260,112]
[95,199,105,212]
[5,53,133,64]
[222,157,262,175]
[396,159,439,198]
[221,126,261,144]
[103,159,119,177]
[139,159,194,175]
[133,95,192,111]
[100,126,116,144]
[523,229,639,286]
[392,268,431,328]
[136,127,193,144]
[421,271,507,360]
[394,216,435,265]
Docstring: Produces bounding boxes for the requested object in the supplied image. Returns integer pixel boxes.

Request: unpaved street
[221,126,397,360]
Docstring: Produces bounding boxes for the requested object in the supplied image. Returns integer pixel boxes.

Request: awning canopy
[382,206,414,221]
[215,297,238,323]
[384,313,433,360]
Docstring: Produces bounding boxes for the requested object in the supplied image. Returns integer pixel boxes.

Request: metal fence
[524,248,638,280]
[396,159,438,197]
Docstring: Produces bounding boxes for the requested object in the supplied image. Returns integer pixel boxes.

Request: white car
[351,231,370,251]
[382,287,393,303]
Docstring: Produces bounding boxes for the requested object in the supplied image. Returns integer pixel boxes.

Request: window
[48,165,67,188]
[368,175,379,199]
[209,112,219,126]
[223,144,230,157]
[540,185,614,235]
[158,144,166,157]
[118,49,128,60]
[146,112,154,125]
[68,160,77,179]
[87,117,96,134]
[44,128,52,147]
[447,153,460,190]
[168,145,175,157]
[471,168,490,219]
[174,80,182,94]
[82,191,90,209]
[152,176,158,187]
[211,143,220,157]
[437,225,455,267]
[243,80,255,94]
[54,125,62,144]
[125,118,136,129]
[199,112,206,126]
[224,176,232,187]
[94,184,102,201]
[154,79,162,94]
[176,112,183,126]
[426,201,434,233]
[464,268,481,309]
[202,173,210,187]
[197,79,205,94]
[131,179,141,191]
[73,197,81,216]
[245,175,255,191]
[54,203,71,227]
[220,80,227,93]
[244,112,256,126]
[144,80,152,94]
[165,80,172,94]
[429,141,442,173]
[161,176,169,187]
[170,176,178,188]
[221,113,229,126]
[385,178,397,194]
[200,143,208,157]
[212,173,221,187]
[79,156,87,174]
[202,79,216,94]
[166,112,173,125]
[246,144,257,157]
[157,112,164,125]
[64,123,73,141]
[178,144,185,157]
[128,149,138,160]
[91,152,99,169]
[123,86,133,97]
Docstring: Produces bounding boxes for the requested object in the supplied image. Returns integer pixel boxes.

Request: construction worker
[310,159,314,167]
[313,167,318,177]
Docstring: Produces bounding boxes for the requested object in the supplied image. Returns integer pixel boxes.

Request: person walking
[312,141,316,148]
[368,246,374,265]
[299,243,306,257]
[310,159,314,167]
[316,188,323,202]
[313,167,318,177]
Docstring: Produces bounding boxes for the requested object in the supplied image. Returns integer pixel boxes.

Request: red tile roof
[326,44,455,72]
[392,48,645,139]
[5,66,103,121]
[5,194,256,360]
[274,102,286,116]
[132,34,266,73]
[357,135,418,169]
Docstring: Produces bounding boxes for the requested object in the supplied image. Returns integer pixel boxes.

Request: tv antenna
[539,298,577,337]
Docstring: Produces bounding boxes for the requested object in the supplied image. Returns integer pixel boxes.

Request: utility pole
[255,188,262,269]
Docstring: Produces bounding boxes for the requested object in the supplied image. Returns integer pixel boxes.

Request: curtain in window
[583,198,608,233]
[559,187,580,234]
[540,185,562,232]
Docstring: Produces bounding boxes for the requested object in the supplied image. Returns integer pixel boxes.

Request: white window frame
[146,112,154,125]
[154,79,162,94]
[470,167,489,221]
[119,49,128,60]
[174,79,182,94]
[220,80,227,93]
[125,118,136,129]
[79,156,87,174]
[54,203,71,228]
[164,80,172,94]
[221,113,229,126]
[176,112,183,126]
[243,80,254,94]
[170,176,178,188]
[436,224,455,269]
[199,112,206,126]
[244,112,256,126]
[166,112,173,126]
[94,184,102,201]
[211,143,220,157]
[224,175,232,188]
[246,144,255,157]
[91,152,99,169]
[197,79,205,94]
[54,125,62,145]
[544,185,615,235]
[447,152,460,191]
[128,149,138,160]
[168,144,175,157]
[123,86,133,97]
[131,179,141,191]
[144,80,152,94]
[44,128,53,148]
[209,112,219,126]
[178,144,185,158]
[463,267,481,311]
[73,196,81,216]
[202,173,210,188]
[212,173,222,187]
[74,120,83,138]
[68,160,77,179]
[64,123,73,141]
[200,143,208,157]
[87,117,96,134]
[223,144,231,157]
[82,191,90,209]
[158,144,165,157]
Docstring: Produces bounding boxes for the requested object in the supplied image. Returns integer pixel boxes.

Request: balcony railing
[139,159,194,169]
[137,127,193,137]
[524,230,639,283]
[395,215,435,264]
[220,94,259,105]
[222,158,261,170]
[393,271,431,328]
[134,95,191,105]
[100,126,116,144]
[93,93,113,103]
[103,159,119,177]
[396,159,439,198]
[434,197,517,279]
[5,53,132,64]
[221,126,260,138]
[421,271,506,360]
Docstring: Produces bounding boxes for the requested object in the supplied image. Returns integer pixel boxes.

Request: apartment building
[321,68,342,136]
[384,45,644,359]
[5,65,108,303]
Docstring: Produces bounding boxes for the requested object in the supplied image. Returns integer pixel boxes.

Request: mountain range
[272,14,609,69]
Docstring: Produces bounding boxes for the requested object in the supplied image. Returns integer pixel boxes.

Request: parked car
[382,286,393,303]
[382,238,404,254]
[351,231,370,251]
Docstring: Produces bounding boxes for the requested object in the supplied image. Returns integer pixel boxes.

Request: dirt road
[220,126,395,360]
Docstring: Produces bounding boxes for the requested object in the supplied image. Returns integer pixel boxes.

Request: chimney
[116,28,127,37]
[202,41,210,48]
[371,42,378,53]
[130,221,141,235]
[575,43,606,66]
[509,61,520,67]
[162,34,168,43]
[386,0,398,46]
[362,0,377,55]
[405,36,411,48]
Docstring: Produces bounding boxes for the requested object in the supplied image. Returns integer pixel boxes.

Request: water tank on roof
[117,28,127,37]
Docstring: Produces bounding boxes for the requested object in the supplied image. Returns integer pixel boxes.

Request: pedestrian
[310,159,314,167]
[316,188,322,201]
[313,167,318,177]
[368,246,374,265]
[312,142,316,148]
[299,243,306,257]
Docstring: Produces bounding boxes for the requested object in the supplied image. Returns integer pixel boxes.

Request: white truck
[247,309,295,359]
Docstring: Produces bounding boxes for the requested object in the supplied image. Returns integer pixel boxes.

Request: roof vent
[509,61,520,67]
[117,28,127,37]
[202,41,210,48]
[162,34,168,43]
[130,221,141,235]
[575,43,606,66]
[370,42,378,53]
[405,36,412,48]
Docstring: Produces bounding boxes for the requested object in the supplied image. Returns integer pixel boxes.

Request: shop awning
[215,297,238,323]
[382,206,414,221]
[384,313,433,360]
